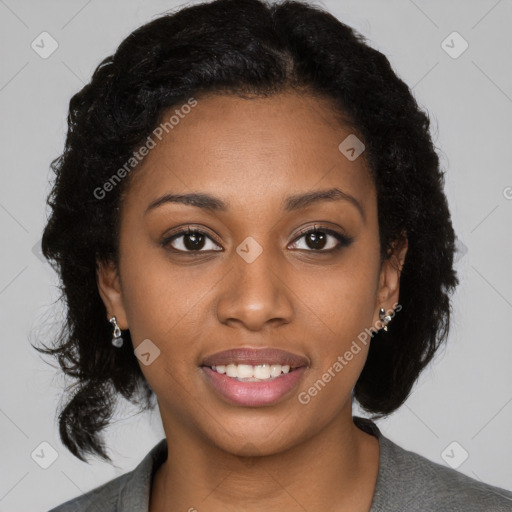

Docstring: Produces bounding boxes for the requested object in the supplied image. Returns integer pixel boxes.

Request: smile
[200,347,309,406]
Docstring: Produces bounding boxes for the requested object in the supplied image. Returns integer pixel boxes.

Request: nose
[215,238,294,331]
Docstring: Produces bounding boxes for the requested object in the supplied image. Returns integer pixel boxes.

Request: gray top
[48,416,512,511]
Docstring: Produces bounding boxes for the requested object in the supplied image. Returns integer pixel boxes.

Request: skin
[97,91,408,512]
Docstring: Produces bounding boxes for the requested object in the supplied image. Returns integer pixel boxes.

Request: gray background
[0,0,511,510]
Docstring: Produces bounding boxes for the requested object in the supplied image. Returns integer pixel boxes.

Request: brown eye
[289,227,353,252]
[162,228,223,253]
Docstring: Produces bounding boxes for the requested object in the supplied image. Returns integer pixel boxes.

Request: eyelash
[161,225,353,255]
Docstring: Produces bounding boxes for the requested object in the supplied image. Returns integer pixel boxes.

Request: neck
[150,411,380,512]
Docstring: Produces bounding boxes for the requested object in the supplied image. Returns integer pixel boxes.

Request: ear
[96,259,128,329]
[375,235,408,315]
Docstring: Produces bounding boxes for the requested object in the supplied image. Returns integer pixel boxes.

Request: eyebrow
[145,187,365,220]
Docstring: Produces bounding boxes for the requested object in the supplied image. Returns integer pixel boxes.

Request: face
[98,91,406,456]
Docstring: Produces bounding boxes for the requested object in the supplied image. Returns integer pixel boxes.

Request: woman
[38,0,512,510]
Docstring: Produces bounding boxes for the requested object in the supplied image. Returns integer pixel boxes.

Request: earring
[109,316,124,347]
[379,307,393,332]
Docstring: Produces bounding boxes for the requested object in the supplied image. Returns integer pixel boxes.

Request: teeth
[237,364,253,378]
[254,365,270,379]
[211,363,292,380]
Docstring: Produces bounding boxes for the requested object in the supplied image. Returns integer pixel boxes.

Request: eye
[162,224,353,255]
[162,227,222,253]
[289,225,353,252]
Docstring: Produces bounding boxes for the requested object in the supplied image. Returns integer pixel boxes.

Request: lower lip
[201,366,306,407]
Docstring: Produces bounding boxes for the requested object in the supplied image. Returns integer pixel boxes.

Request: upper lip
[201,348,309,369]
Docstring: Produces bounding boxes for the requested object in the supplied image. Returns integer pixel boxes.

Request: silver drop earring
[109,316,124,347]
[379,307,392,332]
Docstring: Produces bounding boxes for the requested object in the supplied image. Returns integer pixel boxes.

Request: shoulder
[47,438,168,512]
[47,472,127,512]
[377,433,512,511]
[353,417,512,512]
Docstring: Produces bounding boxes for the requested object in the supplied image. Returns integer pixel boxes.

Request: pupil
[184,232,204,250]
[307,232,326,250]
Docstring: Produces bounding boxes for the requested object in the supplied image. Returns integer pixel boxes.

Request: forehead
[123,92,374,213]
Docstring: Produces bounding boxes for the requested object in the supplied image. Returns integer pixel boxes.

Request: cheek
[298,252,379,346]
[118,241,219,358]
[294,267,377,417]
[114,215,225,418]
[293,246,379,402]
[118,249,209,405]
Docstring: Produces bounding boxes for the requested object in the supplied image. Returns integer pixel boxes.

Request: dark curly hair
[34,0,459,464]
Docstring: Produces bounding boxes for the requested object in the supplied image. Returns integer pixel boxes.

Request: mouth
[200,348,308,406]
